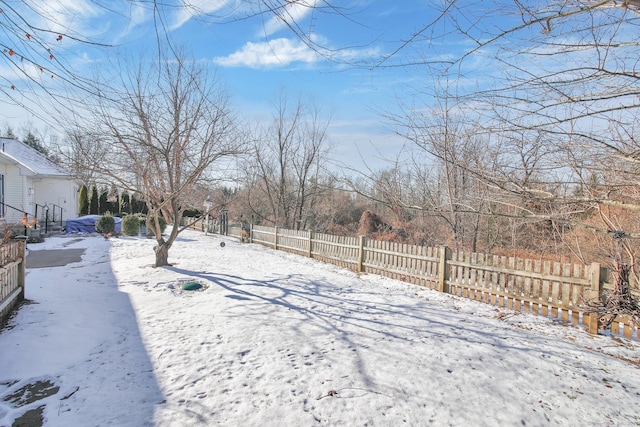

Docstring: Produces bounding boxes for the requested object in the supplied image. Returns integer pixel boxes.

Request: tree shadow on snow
[166,264,584,392]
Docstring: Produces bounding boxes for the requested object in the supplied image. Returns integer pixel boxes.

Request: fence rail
[0,240,26,324]
[229,224,638,341]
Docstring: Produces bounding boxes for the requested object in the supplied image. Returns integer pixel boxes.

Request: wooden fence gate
[0,240,26,324]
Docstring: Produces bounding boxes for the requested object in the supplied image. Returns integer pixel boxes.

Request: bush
[147,215,167,236]
[95,214,116,235]
[122,214,140,236]
[182,208,202,217]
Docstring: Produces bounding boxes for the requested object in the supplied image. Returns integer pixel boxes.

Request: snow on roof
[0,137,72,178]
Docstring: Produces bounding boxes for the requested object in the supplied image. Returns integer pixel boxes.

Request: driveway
[26,238,86,269]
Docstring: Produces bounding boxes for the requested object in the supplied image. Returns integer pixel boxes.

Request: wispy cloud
[109,2,150,44]
[260,0,319,37]
[214,38,318,68]
[25,0,103,36]
[168,0,229,31]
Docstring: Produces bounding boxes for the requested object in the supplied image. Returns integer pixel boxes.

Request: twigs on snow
[316,386,392,400]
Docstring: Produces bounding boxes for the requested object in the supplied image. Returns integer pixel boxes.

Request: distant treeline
[77,185,203,218]
[78,185,148,216]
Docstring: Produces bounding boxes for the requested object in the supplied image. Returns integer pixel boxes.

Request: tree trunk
[154,242,170,267]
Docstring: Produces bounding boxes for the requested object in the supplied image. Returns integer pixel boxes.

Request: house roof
[0,137,73,178]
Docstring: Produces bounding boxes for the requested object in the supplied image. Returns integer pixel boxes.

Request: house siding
[0,138,79,225]
[0,163,5,219]
[3,164,26,223]
[33,178,78,222]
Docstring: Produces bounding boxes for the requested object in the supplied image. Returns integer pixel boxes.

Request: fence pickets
[3,222,636,340]
[223,224,639,341]
[0,240,26,324]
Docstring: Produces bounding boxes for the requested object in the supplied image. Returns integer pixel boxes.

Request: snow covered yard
[1,229,639,426]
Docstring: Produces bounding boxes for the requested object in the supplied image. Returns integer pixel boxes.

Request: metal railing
[50,204,63,227]
[34,203,49,234]
[34,204,65,233]
[0,202,37,235]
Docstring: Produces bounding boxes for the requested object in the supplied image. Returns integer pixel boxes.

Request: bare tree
[380,1,640,324]
[67,48,243,266]
[60,130,110,188]
[0,1,116,121]
[243,92,331,230]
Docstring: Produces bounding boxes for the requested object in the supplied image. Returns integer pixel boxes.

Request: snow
[0,138,71,177]
[1,228,639,426]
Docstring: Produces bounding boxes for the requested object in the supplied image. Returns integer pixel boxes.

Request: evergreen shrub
[122,214,140,236]
[95,214,116,235]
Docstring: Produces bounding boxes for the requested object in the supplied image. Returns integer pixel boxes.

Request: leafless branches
[242,92,331,230]
[67,48,243,266]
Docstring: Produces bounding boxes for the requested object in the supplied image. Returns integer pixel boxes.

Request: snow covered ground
[1,228,639,426]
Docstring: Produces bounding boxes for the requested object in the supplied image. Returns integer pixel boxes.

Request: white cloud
[214,38,318,68]
[126,2,149,29]
[261,0,319,37]
[24,0,102,36]
[214,32,383,69]
[169,0,229,31]
[109,2,150,44]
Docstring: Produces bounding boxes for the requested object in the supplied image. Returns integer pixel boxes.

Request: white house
[0,137,79,226]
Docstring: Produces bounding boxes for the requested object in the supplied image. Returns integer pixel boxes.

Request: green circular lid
[181,281,202,291]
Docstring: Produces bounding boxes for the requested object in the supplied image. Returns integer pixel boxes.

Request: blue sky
[11,0,631,173]
[0,1,465,171]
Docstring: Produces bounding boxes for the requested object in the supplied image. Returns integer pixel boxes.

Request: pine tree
[22,132,48,156]
[78,185,88,215]
[89,185,99,215]
[99,187,108,214]
[3,127,16,139]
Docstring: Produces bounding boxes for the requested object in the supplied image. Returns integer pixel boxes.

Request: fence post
[587,313,600,335]
[308,230,313,258]
[587,262,602,335]
[589,262,602,301]
[438,245,451,293]
[18,240,26,301]
[274,226,279,250]
[357,235,365,273]
[249,224,254,244]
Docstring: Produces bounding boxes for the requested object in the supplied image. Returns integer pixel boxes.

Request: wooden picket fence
[240,224,638,341]
[0,240,26,324]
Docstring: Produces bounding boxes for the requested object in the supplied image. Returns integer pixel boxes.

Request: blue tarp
[65,215,122,234]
